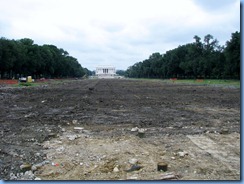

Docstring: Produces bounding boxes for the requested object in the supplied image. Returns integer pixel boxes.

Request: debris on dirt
[31,165,37,171]
[138,128,147,133]
[56,146,65,152]
[157,162,168,172]
[74,127,84,132]
[125,165,143,172]
[51,162,59,167]
[129,158,138,165]
[48,133,57,138]
[20,163,32,171]
[0,79,240,180]
[66,135,79,141]
[137,128,147,138]
[131,127,147,138]
[113,166,119,173]
[131,127,139,132]
[127,174,138,180]
[178,151,189,158]
[160,172,181,180]
[10,170,36,180]
[220,128,229,134]
[72,120,78,125]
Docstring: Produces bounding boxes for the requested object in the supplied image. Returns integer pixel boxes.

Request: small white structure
[96,66,116,79]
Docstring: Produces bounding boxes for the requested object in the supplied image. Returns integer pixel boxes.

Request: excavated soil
[0,79,240,180]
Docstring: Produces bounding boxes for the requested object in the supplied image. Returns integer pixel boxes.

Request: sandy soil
[0,79,240,180]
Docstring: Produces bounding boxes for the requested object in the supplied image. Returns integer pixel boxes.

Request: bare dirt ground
[0,79,240,180]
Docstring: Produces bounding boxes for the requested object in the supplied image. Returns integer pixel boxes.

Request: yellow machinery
[27,76,32,83]
[19,76,33,83]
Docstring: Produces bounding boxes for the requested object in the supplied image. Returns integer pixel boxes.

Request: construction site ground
[0,79,240,180]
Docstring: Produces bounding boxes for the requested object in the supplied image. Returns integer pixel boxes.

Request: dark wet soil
[0,79,240,180]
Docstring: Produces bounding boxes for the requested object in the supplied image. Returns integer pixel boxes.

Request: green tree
[126,32,239,80]
[0,37,86,79]
[224,31,240,79]
[116,70,126,76]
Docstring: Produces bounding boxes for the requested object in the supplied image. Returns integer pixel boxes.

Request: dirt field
[0,79,240,180]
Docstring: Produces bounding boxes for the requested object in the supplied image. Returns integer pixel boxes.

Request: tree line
[0,38,89,79]
[125,31,240,79]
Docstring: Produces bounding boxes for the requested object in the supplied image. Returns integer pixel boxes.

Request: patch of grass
[129,78,240,88]
[169,79,240,88]
[15,82,40,87]
[50,79,79,85]
[19,82,34,86]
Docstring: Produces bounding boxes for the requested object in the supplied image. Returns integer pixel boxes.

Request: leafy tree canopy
[125,32,240,79]
[0,38,90,79]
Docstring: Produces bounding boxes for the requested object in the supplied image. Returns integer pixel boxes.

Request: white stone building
[96,66,116,79]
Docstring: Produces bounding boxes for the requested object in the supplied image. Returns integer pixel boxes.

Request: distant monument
[96,66,116,79]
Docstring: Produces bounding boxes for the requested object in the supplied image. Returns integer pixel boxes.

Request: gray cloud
[0,0,240,70]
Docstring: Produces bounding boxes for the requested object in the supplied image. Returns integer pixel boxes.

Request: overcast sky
[0,0,240,70]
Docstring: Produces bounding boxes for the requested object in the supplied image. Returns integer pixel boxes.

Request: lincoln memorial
[96,66,116,79]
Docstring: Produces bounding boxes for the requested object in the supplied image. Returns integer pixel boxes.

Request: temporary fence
[0,80,18,85]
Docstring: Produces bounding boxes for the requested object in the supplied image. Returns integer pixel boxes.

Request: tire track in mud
[186,135,240,175]
[89,80,131,126]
